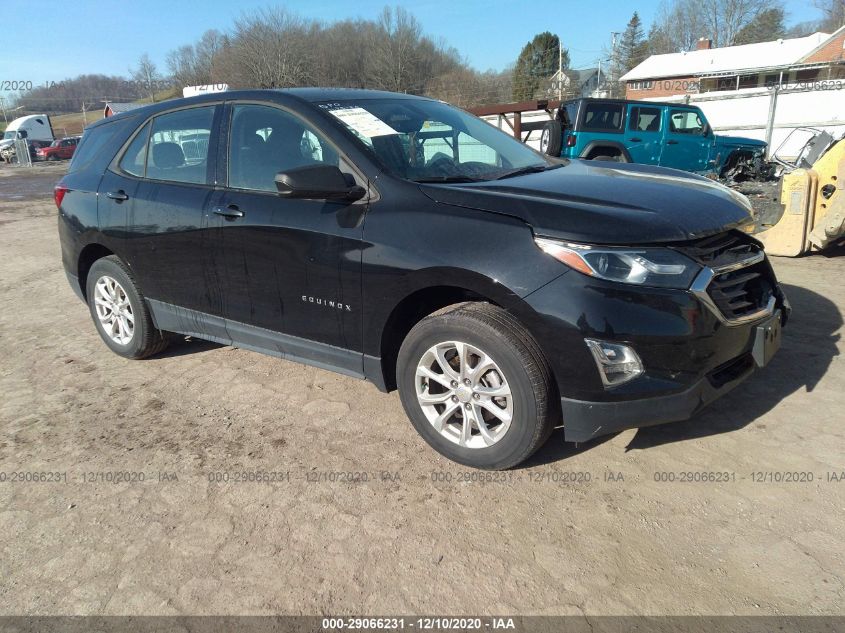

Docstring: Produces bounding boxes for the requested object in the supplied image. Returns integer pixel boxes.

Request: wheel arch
[718,148,754,175]
[370,270,543,392]
[77,242,116,299]
[579,141,632,162]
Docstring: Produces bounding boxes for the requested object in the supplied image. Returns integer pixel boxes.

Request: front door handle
[666,140,679,145]
[214,204,244,220]
[629,137,642,142]
[106,190,129,201]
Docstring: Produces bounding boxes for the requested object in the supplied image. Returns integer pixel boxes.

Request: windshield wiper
[494,164,556,180]
[413,175,481,183]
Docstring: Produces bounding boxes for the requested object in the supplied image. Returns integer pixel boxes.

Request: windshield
[318,98,552,182]
[3,131,17,140]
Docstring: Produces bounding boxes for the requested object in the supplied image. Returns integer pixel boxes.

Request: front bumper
[561,350,754,442]
[520,262,788,443]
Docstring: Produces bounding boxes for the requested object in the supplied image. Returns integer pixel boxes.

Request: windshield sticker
[329,107,397,138]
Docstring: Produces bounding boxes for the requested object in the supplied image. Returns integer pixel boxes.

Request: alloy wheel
[93,275,135,345]
[415,340,514,448]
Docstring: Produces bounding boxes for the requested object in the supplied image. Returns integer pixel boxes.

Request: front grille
[677,231,776,323]
[709,261,774,320]
[678,230,758,268]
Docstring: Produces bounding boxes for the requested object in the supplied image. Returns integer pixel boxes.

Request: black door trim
[146,299,365,379]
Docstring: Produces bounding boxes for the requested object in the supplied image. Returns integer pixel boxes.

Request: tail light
[54,185,68,209]
[566,135,577,147]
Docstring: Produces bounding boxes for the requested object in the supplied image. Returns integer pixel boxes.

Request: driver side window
[229,104,338,192]
[669,110,705,135]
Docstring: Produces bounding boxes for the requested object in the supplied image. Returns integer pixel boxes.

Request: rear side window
[561,102,578,127]
[119,121,151,177]
[582,103,624,132]
[68,120,124,174]
[146,107,214,184]
[629,107,662,132]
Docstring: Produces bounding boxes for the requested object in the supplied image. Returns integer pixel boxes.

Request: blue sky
[0,0,825,92]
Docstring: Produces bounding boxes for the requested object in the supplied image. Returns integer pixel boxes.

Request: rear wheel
[397,303,556,470]
[86,256,169,359]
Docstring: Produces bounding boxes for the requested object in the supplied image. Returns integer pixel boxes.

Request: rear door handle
[629,137,642,142]
[106,190,129,201]
[666,140,679,145]
[214,204,244,220]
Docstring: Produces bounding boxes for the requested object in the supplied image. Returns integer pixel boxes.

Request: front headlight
[535,237,701,289]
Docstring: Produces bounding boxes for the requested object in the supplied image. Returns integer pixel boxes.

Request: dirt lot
[0,161,843,617]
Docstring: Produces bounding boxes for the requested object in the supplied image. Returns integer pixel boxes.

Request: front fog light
[585,339,644,387]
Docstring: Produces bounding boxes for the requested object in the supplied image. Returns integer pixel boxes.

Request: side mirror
[274,164,366,202]
[702,123,711,137]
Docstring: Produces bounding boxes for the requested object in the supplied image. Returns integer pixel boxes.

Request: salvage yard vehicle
[57,89,789,469]
[539,98,768,179]
[0,113,55,154]
[756,131,845,256]
[36,136,80,161]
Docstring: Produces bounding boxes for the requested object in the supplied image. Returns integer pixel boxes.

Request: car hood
[714,134,767,149]
[418,160,754,244]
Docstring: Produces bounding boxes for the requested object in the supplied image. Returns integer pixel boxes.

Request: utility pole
[596,60,602,97]
[558,39,563,100]
[609,32,621,97]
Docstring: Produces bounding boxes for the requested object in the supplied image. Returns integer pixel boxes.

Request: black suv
[57,89,788,469]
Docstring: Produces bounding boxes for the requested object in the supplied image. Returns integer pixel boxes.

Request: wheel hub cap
[93,275,134,345]
[455,385,473,403]
[415,340,514,449]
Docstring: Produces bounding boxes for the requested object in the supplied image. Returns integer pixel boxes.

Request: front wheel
[397,303,557,470]
[86,256,169,359]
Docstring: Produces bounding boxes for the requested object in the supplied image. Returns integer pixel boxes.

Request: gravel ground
[0,161,843,616]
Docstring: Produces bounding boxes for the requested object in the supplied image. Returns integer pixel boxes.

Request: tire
[85,255,169,359]
[540,121,562,157]
[397,303,557,470]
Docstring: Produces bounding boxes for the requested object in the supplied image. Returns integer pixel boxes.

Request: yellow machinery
[756,137,845,256]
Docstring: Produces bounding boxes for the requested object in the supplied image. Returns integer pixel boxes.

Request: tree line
[7,0,844,115]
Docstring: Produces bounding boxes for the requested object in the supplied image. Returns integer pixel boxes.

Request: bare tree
[131,53,161,102]
[167,6,492,106]
[814,0,845,30]
[651,0,775,51]
[167,30,225,87]
[366,7,423,92]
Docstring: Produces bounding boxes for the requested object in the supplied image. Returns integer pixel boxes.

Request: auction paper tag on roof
[329,107,397,138]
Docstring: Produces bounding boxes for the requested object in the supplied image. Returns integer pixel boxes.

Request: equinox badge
[302,295,352,311]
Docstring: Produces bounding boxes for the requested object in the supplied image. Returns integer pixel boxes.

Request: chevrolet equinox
[57,89,788,469]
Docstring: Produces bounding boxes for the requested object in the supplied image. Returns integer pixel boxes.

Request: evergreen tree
[734,8,786,44]
[512,32,569,101]
[618,13,648,74]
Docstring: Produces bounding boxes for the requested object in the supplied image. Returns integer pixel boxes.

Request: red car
[36,137,80,161]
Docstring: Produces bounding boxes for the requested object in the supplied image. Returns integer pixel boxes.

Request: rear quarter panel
[58,115,141,289]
